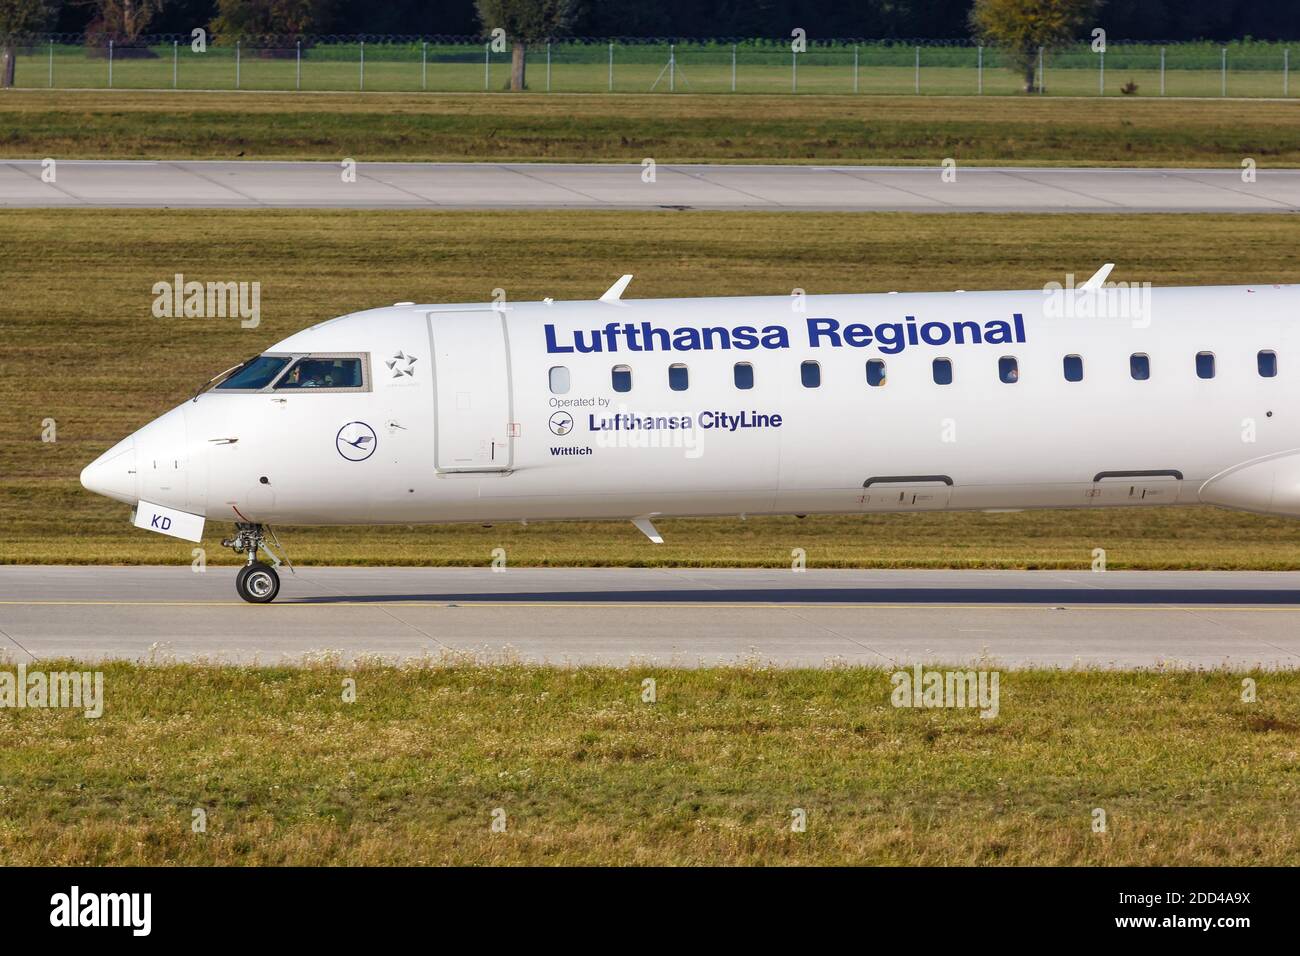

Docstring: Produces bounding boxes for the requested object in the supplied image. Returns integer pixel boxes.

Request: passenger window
[801,361,821,388]
[612,365,632,392]
[734,362,754,390]
[932,358,952,385]
[866,359,886,387]
[1130,353,1150,381]
[998,356,1019,384]
[549,366,570,394]
[668,364,689,391]
[1258,350,1277,377]
[1063,355,1083,382]
[216,355,289,390]
[1196,352,1215,379]
[274,356,364,390]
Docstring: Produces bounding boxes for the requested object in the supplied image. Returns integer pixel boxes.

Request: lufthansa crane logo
[548,411,574,436]
[336,421,377,461]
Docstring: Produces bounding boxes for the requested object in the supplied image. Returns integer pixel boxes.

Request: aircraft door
[427,310,514,472]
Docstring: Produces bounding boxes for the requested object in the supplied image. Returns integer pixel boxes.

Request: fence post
[853,44,858,94]
[48,39,53,88]
[792,49,797,93]
[977,44,982,94]
[1221,47,1226,96]
[1038,46,1044,93]
[236,40,240,90]
[172,40,177,89]
[1099,49,1104,95]
[608,41,613,92]
[484,42,489,90]
[914,45,919,93]
[296,40,301,90]
[359,40,364,91]
[670,43,675,92]
[546,41,551,92]
[731,44,736,92]
[422,41,426,90]
[1160,46,1165,95]
[108,38,113,88]
[1285,49,1289,97]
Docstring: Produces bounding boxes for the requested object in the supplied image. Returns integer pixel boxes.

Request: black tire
[236,562,280,604]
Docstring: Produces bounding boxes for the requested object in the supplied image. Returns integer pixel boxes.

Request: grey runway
[2,160,1297,212]
[3,566,1300,669]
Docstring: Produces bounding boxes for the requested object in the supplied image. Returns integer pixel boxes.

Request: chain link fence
[4,35,1295,97]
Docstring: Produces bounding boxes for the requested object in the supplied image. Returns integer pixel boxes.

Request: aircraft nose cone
[80,437,137,505]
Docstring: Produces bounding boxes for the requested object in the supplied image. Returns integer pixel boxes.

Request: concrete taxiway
[2,160,1297,212]
[2,567,1300,669]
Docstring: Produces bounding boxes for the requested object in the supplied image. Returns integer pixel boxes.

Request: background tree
[969,0,1100,92]
[83,0,165,44]
[474,0,577,92]
[0,0,60,86]
[209,0,335,38]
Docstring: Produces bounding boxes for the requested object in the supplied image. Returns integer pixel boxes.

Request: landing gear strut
[221,522,291,604]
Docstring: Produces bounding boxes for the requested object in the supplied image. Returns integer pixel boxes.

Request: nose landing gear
[222,522,292,604]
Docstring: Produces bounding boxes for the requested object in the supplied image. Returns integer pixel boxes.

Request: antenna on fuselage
[1079,263,1116,292]
[600,274,634,304]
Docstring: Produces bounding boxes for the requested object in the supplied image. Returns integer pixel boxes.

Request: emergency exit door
[428,310,513,472]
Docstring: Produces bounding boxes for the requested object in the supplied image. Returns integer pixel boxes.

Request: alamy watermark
[1,663,104,718]
[891,664,999,718]
[589,401,706,459]
[1043,273,1152,328]
[151,273,261,328]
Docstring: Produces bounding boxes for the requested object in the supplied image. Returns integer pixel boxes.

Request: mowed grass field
[8,40,1296,97]
[4,208,1300,569]
[1,662,1297,865]
[2,91,1299,166]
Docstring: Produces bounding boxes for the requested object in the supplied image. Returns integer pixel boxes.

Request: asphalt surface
[2,160,1297,212]
[3,567,1300,668]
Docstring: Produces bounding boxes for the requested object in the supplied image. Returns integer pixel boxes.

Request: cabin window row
[546,350,1279,394]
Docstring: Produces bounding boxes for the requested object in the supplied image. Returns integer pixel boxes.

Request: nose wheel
[222,522,292,604]
[235,562,280,603]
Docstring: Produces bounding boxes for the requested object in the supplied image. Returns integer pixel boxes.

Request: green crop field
[4,207,1300,569]
[3,90,1299,167]
[8,39,1298,98]
[1,661,1296,865]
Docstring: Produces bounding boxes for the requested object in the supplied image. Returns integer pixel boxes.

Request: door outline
[859,475,953,510]
[1088,469,1183,504]
[426,309,515,473]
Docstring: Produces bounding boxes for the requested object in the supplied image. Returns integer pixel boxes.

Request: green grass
[10,39,1297,98]
[4,208,1300,569]
[1,661,1296,865]
[3,91,1299,166]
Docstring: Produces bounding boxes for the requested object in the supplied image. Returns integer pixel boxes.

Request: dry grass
[2,90,1298,165]
[1,661,1296,865]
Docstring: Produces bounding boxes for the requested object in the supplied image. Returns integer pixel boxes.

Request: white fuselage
[80,284,1300,535]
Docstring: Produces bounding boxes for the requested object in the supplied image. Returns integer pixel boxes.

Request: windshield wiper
[192,362,246,402]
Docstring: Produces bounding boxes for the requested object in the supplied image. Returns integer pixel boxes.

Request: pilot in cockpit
[281,360,335,388]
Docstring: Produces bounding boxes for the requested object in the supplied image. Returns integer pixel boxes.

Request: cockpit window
[215,355,290,390]
[274,357,365,390]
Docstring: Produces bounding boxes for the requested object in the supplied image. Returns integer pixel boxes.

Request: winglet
[600,274,634,304]
[632,516,663,544]
[1079,263,1115,292]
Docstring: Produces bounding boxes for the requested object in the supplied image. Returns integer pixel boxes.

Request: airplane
[79,269,1300,603]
